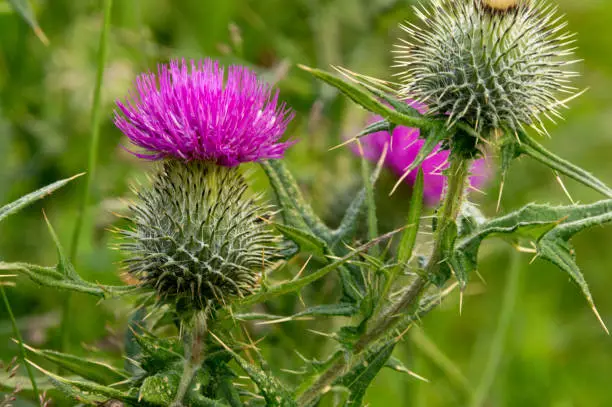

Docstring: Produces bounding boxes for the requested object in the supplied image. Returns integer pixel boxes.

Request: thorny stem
[296,155,471,407]
[172,312,208,407]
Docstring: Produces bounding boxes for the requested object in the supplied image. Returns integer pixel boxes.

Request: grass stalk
[470,251,522,407]
[60,0,114,354]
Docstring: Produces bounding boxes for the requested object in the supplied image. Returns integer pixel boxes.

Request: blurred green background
[1,0,612,406]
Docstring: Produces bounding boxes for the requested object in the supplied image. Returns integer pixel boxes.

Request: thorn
[590,302,610,335]
[459,290,464,316]
[292,256,312,281]
[554,171,575,204]
[329,137,358,151]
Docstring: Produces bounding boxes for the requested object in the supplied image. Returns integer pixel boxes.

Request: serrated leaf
[22,343,129,385]
[335,341,395,407]
[0,173,83,224]
[210,333,296,407]
[6,0,49,45]
[275,223,328,258]
[451,200,612,330]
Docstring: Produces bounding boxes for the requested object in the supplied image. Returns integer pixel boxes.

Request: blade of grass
[1,286,41,404]
[62,0,113,354]
[7,0,49,45]
[470,251,522,407]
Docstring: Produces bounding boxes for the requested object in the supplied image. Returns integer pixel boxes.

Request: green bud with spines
[119,160,279,311]
[394,0,578,135]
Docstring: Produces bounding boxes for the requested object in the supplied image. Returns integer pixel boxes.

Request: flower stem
[296,155,471,407]
[172,312,208,407]
[61,0,113,355]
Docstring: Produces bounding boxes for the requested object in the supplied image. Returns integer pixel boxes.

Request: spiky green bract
[120,160,278,311]
[395,0,577,134]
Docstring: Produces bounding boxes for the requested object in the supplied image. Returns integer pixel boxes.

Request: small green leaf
[6,0,49,45]
[0,173,83,224]
[22,343,129,385]
[275,223,328,258]
[43,213,80,281]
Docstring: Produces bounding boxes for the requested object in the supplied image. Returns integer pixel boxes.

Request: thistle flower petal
[114,58,295,165]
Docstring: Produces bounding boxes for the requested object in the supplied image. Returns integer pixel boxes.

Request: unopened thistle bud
[395,0,578,134]
[115,59,294,310]
[120,160,278,309]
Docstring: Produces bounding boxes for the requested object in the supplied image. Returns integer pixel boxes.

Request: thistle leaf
[335,341,395,407]
[451,200,612,330]
[0,173,83,224]
[21,343,129,385]
[298,65,432,131]
[27,360,138,404]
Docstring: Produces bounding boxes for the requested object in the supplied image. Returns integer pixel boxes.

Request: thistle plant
[2,1,612,406]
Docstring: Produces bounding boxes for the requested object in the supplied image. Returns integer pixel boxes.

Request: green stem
[296,155,471,407]
[360,148,378,256]
[1,286,41,404]
[470,251,522,407]
[61,0,113,354]
[172,313,208,407]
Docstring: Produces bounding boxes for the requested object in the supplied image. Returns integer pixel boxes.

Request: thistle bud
[120,160,278,310]
[395,0,578,134]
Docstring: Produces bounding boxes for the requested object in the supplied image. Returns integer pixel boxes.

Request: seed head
[394,0,578,134]
[120,160,278,310]
[115,58,295,165]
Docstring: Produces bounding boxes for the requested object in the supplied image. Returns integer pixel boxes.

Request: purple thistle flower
[357,103,490,205]
[114,58,295,166]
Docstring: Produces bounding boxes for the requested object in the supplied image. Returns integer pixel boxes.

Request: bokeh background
[1,0,612,406]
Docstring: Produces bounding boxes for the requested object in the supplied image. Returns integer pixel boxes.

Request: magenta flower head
[114,58,295,166]
[357,103,490,205]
